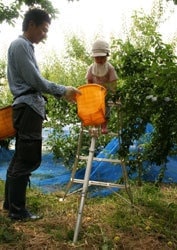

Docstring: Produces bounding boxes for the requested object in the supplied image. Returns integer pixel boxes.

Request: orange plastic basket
[76,84,107,126]
[0,105,16,140]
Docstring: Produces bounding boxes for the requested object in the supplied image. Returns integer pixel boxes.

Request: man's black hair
[22,8,51,31]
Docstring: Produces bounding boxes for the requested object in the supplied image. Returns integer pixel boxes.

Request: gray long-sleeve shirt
[7,35,66,119]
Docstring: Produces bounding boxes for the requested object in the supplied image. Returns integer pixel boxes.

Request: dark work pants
[7,103,43,177]
[4,103,43,213]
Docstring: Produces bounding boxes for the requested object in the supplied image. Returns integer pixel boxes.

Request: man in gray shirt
[3,8,80,221]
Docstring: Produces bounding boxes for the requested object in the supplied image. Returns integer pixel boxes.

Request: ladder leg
[121,160,133,204]
[117,99,133,204]
[73,135,96,243]
[63,126,84,200]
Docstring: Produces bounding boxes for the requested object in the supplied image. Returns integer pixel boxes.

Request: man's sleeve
[14,42,66,96]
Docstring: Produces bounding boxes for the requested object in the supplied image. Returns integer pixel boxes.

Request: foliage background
[1,0,177,182]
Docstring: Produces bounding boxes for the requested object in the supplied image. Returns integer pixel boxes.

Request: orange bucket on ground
[0,105,16,140]
[76,84,107,126]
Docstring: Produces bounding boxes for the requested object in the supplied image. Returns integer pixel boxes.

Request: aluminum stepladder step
[62,84,133,243]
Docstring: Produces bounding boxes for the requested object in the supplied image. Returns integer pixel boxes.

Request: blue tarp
[0,149,71,193]
[0,124,177,196]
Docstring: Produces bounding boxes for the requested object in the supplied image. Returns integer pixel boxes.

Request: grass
[0,180,177,249]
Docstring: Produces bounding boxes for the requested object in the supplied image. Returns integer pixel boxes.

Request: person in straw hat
[86,39,118,134]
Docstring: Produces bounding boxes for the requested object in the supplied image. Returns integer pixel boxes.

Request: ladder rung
[82,130,119,137]
[78,155,121,163]
[108,132,119,136]
[72,178,126,188]
[107,101,121,107]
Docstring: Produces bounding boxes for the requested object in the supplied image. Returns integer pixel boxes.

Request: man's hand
[64,86,81,102]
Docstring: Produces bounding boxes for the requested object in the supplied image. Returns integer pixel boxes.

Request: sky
[0,0,177,62]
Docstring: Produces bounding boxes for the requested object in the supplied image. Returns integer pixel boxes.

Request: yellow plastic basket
[76,84,107,126]
[0,105,16,140]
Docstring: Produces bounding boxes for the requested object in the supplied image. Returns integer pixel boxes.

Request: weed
[0,180,177,249]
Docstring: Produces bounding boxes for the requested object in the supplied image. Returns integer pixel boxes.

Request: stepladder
[62,84,133,243]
